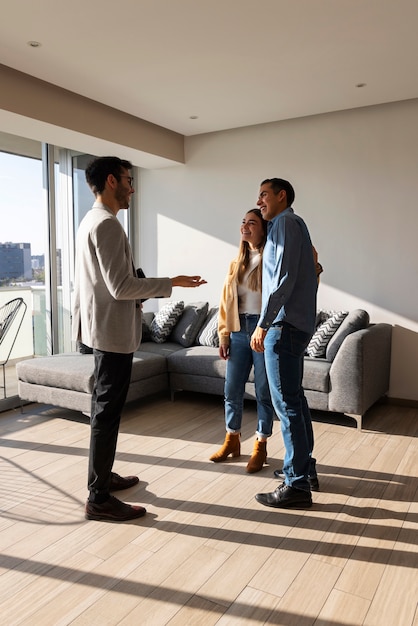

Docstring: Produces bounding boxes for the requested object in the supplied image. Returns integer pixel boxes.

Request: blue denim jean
[224,314,274,438]
[264,322,316,491]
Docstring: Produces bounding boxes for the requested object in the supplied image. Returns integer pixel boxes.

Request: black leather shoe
[110,472,139,491]
[273,469,320,492]
[85,495,146,521]
[255,483,312,509]
[308,475,320,491]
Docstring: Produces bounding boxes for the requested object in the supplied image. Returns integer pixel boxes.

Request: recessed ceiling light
[355,83,366,88]
[189,116,199,120]
[27,41,42,48]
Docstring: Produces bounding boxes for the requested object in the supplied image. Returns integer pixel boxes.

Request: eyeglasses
[119,175,134,187]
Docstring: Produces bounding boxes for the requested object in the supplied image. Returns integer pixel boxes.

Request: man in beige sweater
[73,156,206,522]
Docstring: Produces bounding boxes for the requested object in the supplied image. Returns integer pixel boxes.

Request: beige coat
[217,259,241,347]
[72,202,172,353]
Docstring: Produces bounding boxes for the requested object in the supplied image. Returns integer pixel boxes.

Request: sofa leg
[344,413,362,430]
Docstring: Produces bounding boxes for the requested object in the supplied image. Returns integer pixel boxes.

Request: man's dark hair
[261,178,295,206]
[85,156,133,194]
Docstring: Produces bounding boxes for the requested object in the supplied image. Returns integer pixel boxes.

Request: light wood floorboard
[0,393,417,625]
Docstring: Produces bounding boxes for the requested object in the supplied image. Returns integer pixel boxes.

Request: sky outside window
[0,152,45,256]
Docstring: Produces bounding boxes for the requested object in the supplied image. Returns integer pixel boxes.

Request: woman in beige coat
[210,208,323,473]
[210,208,274,473]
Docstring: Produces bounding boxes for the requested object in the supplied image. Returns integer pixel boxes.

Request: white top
[237,250,262,314]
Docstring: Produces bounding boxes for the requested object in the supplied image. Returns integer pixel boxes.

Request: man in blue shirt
[251,178,318,508]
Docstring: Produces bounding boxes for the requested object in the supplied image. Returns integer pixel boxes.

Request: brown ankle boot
[210,433,241,462]
[246,439,267,473]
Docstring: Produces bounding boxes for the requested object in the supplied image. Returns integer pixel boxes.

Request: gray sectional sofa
[17,302,392,429]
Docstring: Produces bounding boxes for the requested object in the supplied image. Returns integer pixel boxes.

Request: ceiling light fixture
[27,41,42,48]
[355,83,366,88]
[189,116,198,120]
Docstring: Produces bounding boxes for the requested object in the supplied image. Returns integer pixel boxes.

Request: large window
[0,132,136,411]
[0,133,98,410]
[0,145,47,403]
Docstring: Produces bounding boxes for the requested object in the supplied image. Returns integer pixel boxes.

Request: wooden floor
[0,393,417,626]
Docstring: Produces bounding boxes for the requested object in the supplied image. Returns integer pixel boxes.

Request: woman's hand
[219,344,230,360]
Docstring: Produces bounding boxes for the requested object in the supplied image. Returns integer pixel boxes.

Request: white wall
[138,99,418,402]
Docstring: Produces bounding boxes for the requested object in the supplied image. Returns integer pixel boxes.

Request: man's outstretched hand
[171,275,207,288]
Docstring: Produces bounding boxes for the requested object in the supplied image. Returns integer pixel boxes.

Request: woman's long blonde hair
[231,208,267,292]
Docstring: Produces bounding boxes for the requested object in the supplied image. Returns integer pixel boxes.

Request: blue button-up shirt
[259,207,317,336]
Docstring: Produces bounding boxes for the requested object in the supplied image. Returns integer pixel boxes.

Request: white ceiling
[1,0,418,137]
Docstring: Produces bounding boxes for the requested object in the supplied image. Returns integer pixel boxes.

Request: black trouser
[88,349,133,503]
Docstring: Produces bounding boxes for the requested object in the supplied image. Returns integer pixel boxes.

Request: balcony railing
[0,286,72,407]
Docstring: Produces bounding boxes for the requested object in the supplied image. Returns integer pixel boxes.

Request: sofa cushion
[150,300,184,343]
[196,307,219,347]
[326,309,370,361]
[170,301,209,347]
[168,345,226,378]
[17,352,168,395]
[302,357,331,393]
[306,310,348,358]
[17,354,96,393]
[137,341,184,357]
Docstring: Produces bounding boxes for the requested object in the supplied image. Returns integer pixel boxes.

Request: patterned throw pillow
[170,301,209,347]
[326,309,370,361]
[306,310,348,358]
[150,301,184,343]
[196,307,219,347]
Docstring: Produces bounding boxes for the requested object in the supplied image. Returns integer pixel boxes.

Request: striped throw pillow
[150,301,184,343]
[196,307,219,347]
[306,310,348,358]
